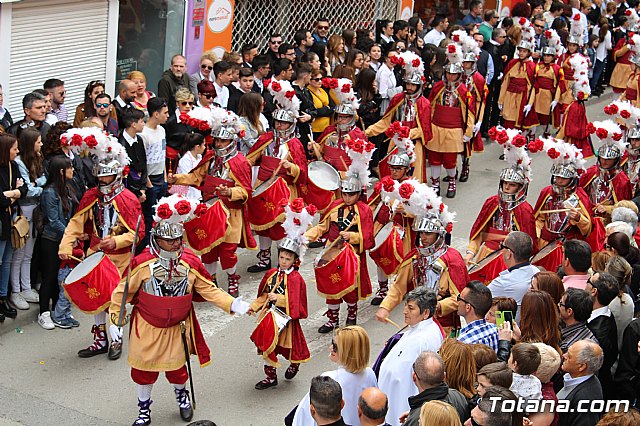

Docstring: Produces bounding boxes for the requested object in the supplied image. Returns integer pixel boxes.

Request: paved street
[0,93,614,426]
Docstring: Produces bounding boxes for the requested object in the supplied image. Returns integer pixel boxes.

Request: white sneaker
[38,312,55,330]
[9,293,29,310]
[20,289,39,303]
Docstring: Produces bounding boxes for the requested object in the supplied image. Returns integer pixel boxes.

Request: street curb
[0,307,38,335]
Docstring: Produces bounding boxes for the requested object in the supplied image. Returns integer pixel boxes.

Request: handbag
[8,165,29,249]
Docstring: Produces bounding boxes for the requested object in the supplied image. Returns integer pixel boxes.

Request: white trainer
[9,293,29,310]
[20,289,40,303]
[38,312,55,330]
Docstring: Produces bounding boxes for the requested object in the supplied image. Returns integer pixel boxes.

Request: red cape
[383,92,433,143]
[613,37,632,65]
[469,195,538,253]
[561,101,593,158]
[579,165,633,204]
[533,185,594,241]
[247,131,308,190]
[316,125,367,146]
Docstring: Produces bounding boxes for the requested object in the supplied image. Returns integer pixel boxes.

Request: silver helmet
[212,126,238,161]
[498,167,528,208]
[94,159,124,201]
[443,62,463,74]
[150,221,185,267]
[340,176,361,193]
[566,35,583,46]
[413,214,447,255]
[597,144,622,160]
[403,70,424,86]
[388,153,411,168]
[278,237,302,257]
[335,103,357,133]
[631,54,640,67]
[541,46,557,57]
[273,109,297,139]
[462,52,478,63]
[627,126,640,140]
[517,41,533,51]
[550,163,578,179]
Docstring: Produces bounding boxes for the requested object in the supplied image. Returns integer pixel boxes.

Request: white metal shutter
[8,0,109,123]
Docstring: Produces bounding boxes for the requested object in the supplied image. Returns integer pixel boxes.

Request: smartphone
[495,310,514,328]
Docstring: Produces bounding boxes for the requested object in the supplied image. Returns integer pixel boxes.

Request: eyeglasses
[180,101,195,106]
[499,242,514,252]
[201,64,213,70]
[95,103,110,108]
[457,294,476,310]
[317,25,329,30]
[470,417,482,426]
[270,40,283,45]
[558,301,567,308]
[396,47,405,52]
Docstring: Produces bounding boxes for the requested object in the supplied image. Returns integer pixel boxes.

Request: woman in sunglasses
[290,326,377,426]
[188,52,217,95]
[164,88,196,172]
[73,80,107,127]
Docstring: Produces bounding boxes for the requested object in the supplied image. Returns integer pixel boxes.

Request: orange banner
[203,0,235,58]
[400,0,414,20]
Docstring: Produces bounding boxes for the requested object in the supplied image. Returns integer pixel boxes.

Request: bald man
[112,79,136,129]
[358,387,389,426]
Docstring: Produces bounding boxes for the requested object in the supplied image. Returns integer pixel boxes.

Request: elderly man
[557,340,604,426]
[403,351,469,425]
[609,206,639,246]
[158,54,191,112]
[112,79,136,130]
[457,280,499,351]
[309,376,348,426]
[559,288,598,353]
[478,9,498,44]
[488,232,539,322]
[358,388,390,426]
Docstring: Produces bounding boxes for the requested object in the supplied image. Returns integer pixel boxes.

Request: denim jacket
[40,186,73,241]
[15,157,45,207]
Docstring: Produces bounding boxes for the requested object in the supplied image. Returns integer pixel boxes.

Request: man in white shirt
[140,97,169,209]
[488,232,539,323]
[570,0,590,45]
[376,50,399,113]
[423,15,448,47]
[213,60,233,109]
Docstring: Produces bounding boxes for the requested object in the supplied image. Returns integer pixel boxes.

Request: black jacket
[7,119,50,143]
[557,375,603,426]
[157,69,191,112]
[163,115,193,153]
[587,314,618,399]
[0,162,28,241]
[227,85,247,114]
[404,382,470,425]
[614,319,640,402]
[0,110,12,132]
[43,153,87,203]
[118,134,148,197]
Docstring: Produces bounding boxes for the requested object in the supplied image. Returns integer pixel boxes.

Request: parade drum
[314,243,359,299]
[531,239,564,272]
[468,250,505,285]
[370,222,405,276]
[62,252,120,314]
[303,161,340,212]
[247,176,290,230]
[323,145,351,172]
[183,199,230,255]
[250,305,292,355]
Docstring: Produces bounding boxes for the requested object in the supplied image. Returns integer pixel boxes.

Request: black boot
[285,363,300,380]
[0,297,17,319]
[255,365,278,390]
[446,178,457,198]
[318,308,339,333]
[346,303,358,326]
[247,249,271,273]
[174,387,193,421]
[132,399,152,426]
[78,324,108,358]
[371,281,388,306]
[459,158,470,182]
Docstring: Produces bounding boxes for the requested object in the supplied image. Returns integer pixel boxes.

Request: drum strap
[338,207,356,231]
[268,271,286,296]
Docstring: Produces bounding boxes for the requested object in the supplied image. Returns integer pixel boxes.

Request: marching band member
[58,128,144,360]
[305,140,375,332]
[108,194,249,426]
[168,108,256,296]
[374,181,468,335]
[534,43,562,134]
[532,137,593,272]
[619,54,640,107]
[465,127,538,283]
[555,16,585,125]
[427,43,474,198]
[249,198,313,390]
[498,18,538,132]
[246,80,308,273]
[365,51,432,182]
[610,9,640,93]
[624,125,640,203]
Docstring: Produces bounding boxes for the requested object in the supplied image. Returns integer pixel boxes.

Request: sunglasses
[396,48,405,52]
[180,101,194,106]
[317,25,329,30]
[270,40,283,45]
[310,77,322,81]
[499,242,514,252]
[202,94,215,99]
[19,121,36,129]
[201,64,213,70]
[95,103,110,108]
[534,24,545,29]
[457,294,477,310]
[330,339,338,353]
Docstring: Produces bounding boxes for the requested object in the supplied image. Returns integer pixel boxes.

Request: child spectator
[476,362,514,398]
[168,133,205,201]
[508,343,543,401]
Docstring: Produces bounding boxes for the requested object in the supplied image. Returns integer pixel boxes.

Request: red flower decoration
[290,198,305,213]
[447,44,457,54]
[271,81,282,92]
[412,58,421,68]
[374,181,382,193]
[445,223,453,233]
[512,134,527,148]
[487,126,498,140]
[573,13,581,21]
[71,134,83,146]
[452,34,460,42]
[122,166,130,177]
[547,148,560,159]
[439,203,445,213]
[586,122,597,134]
[496,131,509,145]
[398,182,415,199]
[341,84,351,93]
[194,203,208,217]
[595,128,608,139]
[519,17,527,25]
[626,9,633,16]
[544,30,552,38]
[365,141,376,152]
[60,136,69,146]
[175,200,192,215]
[306,204,318,216]
[322,78,339,89]
[528,139,544,153]
[351,139,365,153]
[156,204,172,220]
[613,132,623,141]
[621,109,631,119]
[84,135,98,148]
[399,126,410,139]
[609,104,619,115]
[284,90,296,100]
[293,218,301,225]
[381,175,395,193]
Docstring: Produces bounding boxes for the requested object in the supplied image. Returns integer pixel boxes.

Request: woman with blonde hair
[292,326,377,426]
[127,70,155,117]
[605,255,635,350]
[419,400,462,426]
[327,34,346,72]
[438,339,476,400]
[188,51,218,95]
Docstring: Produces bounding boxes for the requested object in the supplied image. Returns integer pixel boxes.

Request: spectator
[562,239,592,290]
[345,49,365,75]
[368,44,383,72]
[508,343,543,400]
[531,342,562,426]
[196,80,217,109]
[43,79,67,123]
[592,251,614,273]
[545,2,566,28]
[461,0,484,25]
[531,271,565,306]
[264,33,283,65]
[112,79,136,130]
[118,108,148,202]
[140,96,169,220]
[237,92,267,155]
[341,29,356,54]
[308,376,347,426]
[356,28,375,52]
[605,256,635,351]
[128,71,155,117]
[241,43,258,69]
[418,401,461,426]
[189,52,217,95]
[357,387,388,426]
[291,326,377,426]
[378,287,444,426]
[163,88,195,169]
[551,17,569,46]
[251,55,272,94]
[32,89,58,126]
[0,134,26,320]
[312,17,330,48]
[488,232,539,322]
[277,43,297,63]
[327,35,346,71]
[557,340,604,426]
[73,80,105,127]
[479,10,498,43]
[308,69,335,140]
[457,280,499,351]
[168,133,204,200]
[376,49,399,113]
[559,288,598,353]
[483,27,509,133]
[93,93,119,137]
[520,290,562,353]
[485,296,518,325]
[212,61,233,109]
[292,63,315,158]
[585,272,619,398]
[157,54,190,113]
[606,232,640,267]
[42,122,87,201]
[41,156,78,329]
[512,1,532,18]
[403,351,469,426]
[9,128,44,310]
[393,20,410,44]
[294,30,314,60]
[476,362,513,397]
[0,84,12,131]
[377,19,395,52]
[439,339,477,401]
[273,58,294,84]
[596,409,640,425]
[355,68,382,129]
[610,205,638,237]
[471,343,498,372]
[468,389,513,426]
[7,92,50,141]
[591,17,612,97]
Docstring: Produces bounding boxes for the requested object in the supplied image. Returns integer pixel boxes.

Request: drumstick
[321,221,357,252]
[340,156,349,172]
[309,135,323,160]
[69,255,84,264]
[385,317,402,329]
[539,208,571,214]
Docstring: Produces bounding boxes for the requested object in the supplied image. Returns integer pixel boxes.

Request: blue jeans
[590,59,606,90]
[0,239,14,297]
[53,266,73,321]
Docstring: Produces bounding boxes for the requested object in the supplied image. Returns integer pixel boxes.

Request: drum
[323,145,351,172]
[370,222,405,276]
[302,161,340,212]
[247,176,290,231]
[314,243,359,299]
[184,199,230,255]
[62,252,121,314]
[468,249,505,285]
[250,305,292,356]
[531,239,564,272]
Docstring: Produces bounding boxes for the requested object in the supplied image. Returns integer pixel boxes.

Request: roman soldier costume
[611,10,640,93]
[499,44,539,130]
[109,194,250,426]
[624,126,640,200]
[534,44,562,131]
[619,54,640,107]
[58,128,144,361]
